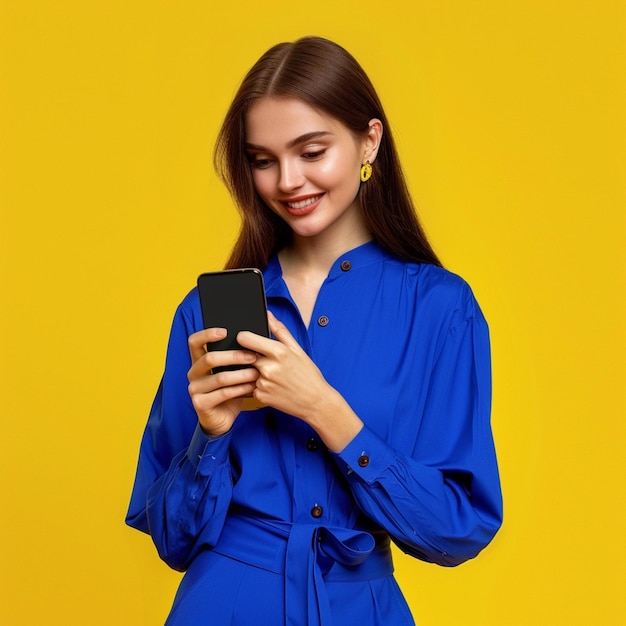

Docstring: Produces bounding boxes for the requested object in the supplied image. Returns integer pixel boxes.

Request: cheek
[251,170,274,199]
[320,158,360,199]
[317,154,359,189]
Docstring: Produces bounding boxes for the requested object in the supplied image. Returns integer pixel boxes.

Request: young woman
[126,36,502,625]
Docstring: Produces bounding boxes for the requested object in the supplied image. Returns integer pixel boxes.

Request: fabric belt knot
[213,513,394,626]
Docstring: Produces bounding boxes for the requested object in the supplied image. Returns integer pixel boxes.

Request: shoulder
[390,260,484,327]
[413,263,474,300]
[170,286,204,335]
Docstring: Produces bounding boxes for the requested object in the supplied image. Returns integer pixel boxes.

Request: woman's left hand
[237,311,363,452]
[237,311,328,420]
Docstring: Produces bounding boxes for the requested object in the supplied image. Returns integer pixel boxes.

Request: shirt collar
[263,241,391,298]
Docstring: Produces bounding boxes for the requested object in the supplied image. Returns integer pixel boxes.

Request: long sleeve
[125,291,235,571]
[333,286,502,566]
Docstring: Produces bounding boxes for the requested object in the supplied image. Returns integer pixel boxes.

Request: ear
[362,118,383,164]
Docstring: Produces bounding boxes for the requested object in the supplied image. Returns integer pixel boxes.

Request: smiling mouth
[285,195,323,210]
[283,194,324,215]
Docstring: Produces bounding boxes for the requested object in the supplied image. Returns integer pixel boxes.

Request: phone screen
[197,269,269,372]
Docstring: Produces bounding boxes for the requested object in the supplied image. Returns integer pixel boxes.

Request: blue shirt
[126,242,502,625]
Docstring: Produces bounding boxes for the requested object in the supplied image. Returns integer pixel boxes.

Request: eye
[249,157,274,169]
[302,149,326,161]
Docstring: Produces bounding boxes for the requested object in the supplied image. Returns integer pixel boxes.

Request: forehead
[245,97,350,147]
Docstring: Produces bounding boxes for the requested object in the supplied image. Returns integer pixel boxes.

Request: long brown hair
[214,36,442,269]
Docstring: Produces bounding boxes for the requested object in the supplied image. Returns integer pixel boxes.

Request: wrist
[198,419,233,439]
[308,388,363,453]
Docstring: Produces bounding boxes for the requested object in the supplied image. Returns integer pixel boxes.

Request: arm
[143,424,235,571]
[125,294,257,571]
[334,298,502,566]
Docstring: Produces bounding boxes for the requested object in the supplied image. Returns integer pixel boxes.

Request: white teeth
[286,195,320,209]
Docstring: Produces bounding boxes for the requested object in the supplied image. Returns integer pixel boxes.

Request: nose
[277,159,304,193]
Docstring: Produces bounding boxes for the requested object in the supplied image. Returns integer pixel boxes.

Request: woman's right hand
[187,328,260,437]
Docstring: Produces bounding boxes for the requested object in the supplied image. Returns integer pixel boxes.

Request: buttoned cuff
[186,423,232,476]
[334,425,395,483]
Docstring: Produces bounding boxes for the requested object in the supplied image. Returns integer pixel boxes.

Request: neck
[282,229,372,277]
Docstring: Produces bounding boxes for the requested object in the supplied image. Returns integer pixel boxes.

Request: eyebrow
[245,131,334,152]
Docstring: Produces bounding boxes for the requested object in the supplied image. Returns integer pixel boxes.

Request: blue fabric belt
[212,513,394,626]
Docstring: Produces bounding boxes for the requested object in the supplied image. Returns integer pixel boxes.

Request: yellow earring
[360,161,373,182]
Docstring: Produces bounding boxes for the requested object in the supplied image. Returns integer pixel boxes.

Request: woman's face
[245,97,378,244]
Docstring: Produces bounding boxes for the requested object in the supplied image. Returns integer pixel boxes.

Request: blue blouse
[126,242,502,625]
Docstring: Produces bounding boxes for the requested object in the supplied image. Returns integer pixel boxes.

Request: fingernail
[215,328,227,338]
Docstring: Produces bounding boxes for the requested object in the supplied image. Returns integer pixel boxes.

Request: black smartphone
[197,268,269,374]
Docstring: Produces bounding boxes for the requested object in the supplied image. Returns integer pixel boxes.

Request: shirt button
[306,437,318,451]
[340,260,352,271]
[311,505,323,518]
[358,454,370,467]
[317,315,329,327]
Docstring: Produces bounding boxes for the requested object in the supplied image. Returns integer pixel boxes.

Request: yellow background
[1,1,624,624]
